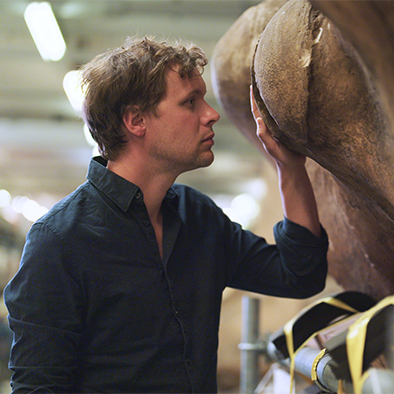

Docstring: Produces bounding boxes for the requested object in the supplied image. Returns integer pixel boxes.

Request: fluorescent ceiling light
[24,2,66,61]
[63,70,84,113]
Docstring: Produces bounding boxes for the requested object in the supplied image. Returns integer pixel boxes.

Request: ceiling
[0,0,271,231]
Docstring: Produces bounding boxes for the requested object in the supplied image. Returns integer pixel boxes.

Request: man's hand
[250,86,306,169]
[250,86,321,237]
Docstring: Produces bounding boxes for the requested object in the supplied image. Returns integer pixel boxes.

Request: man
[4,36,328,393]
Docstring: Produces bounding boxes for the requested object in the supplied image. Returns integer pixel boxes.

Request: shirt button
[135,191,141,199]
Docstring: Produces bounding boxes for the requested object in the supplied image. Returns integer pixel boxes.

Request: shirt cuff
[274,217,329,247]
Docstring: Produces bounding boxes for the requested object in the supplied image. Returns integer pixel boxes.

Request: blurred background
[0,1,341,392]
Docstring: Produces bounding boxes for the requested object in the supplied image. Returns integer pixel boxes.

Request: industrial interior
[2,0,394,393]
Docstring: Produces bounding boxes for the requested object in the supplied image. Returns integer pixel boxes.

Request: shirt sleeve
[3,222,84,393]
[228,217,329,299]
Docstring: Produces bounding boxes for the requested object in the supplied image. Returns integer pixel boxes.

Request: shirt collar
[86,156,179,212]
[87,156,140,212]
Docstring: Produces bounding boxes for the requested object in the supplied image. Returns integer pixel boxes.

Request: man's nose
[206,103,220,125]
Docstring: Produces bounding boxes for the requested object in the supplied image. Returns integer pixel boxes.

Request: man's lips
[202,132,215,145]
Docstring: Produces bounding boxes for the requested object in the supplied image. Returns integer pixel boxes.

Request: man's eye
[187,98,195,106]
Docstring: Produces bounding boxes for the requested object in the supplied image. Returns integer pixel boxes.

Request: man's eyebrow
[185,88,206,98]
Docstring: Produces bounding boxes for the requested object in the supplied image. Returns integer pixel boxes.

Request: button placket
[165,277,195,391]
[132,192,161,262]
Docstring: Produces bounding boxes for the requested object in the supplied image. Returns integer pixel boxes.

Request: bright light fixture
[22,198,49,222]
[24,2,66,61]
[63,70,84,113]
[84,123,100,157]
[231,193,260,219]
[0,189,11,208]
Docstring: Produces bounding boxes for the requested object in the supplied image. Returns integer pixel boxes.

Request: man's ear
[122,105,146,137]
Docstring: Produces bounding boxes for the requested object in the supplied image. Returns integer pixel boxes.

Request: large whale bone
[212,0,394,299]
[211,0,288,154]
[251,0,393,219]
[251,0,394,299]
[309,0,394,130]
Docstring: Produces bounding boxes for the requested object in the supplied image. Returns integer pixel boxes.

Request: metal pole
[239,296,261,394]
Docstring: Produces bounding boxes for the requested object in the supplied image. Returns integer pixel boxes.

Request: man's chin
[181,153,214,174]
[200,153,214,168]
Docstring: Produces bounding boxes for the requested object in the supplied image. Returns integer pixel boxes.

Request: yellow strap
[347,295,394,394]
[337,379,344,394]
[284,297,359,394]
[311,348,326,382]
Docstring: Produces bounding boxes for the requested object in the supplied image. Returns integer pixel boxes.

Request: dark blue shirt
[4,156,328,393]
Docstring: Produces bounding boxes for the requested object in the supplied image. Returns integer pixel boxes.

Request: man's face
[144,66,220,177]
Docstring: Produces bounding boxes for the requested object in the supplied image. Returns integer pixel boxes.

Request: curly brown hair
[80,36,208,160]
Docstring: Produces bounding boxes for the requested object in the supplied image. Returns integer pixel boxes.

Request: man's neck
[107,157,175,261]
[106,158,176,220]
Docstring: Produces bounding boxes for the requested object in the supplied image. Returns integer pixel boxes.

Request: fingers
[249,86,306,166]
[250,85,261,122]
[250,86,270,139]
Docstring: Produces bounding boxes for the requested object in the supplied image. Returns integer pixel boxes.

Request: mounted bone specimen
[212,0,394,299]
